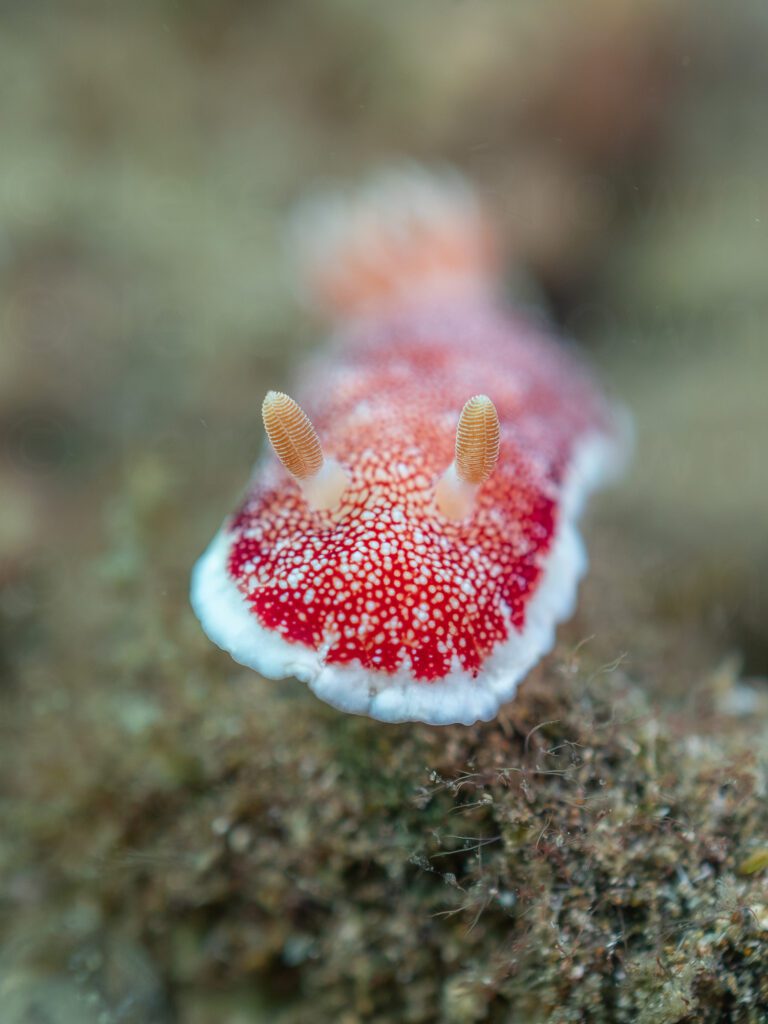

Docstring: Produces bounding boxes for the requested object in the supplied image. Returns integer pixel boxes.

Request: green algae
[4,598,768,1022]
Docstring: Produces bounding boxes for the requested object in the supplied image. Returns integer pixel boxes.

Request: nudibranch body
[192,169,625,725]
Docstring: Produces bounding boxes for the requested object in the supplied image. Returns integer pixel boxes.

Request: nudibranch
[191,167,626,725]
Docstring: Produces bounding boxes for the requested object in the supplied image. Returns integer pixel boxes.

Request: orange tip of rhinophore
[262,390,324,481]
[261,391,349,511]
[436,395,500,520]
[455,394,500,486]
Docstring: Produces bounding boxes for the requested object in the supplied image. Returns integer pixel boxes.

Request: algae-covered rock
[4,560,768,1022]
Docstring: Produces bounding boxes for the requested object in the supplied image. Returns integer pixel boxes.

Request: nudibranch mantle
[192,169,626,725]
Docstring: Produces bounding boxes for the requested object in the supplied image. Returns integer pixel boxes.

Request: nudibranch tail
[288,164,498,319]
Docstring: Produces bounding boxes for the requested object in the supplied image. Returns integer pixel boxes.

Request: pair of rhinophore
[262,390,500,520]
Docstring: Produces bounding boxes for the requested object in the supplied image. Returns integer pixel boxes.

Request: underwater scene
[1,2,767,1021]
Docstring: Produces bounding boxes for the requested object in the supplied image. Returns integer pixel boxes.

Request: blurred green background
[1,2,767,1022]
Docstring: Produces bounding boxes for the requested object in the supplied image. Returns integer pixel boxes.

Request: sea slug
[191,167,625,725]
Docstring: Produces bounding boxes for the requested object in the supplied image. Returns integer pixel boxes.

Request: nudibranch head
[191,166,626,725]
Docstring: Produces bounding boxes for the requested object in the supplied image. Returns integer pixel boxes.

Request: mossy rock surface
[5,574,768,1023]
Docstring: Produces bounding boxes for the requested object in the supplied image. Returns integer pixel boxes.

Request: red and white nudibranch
[191,167,627,725]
